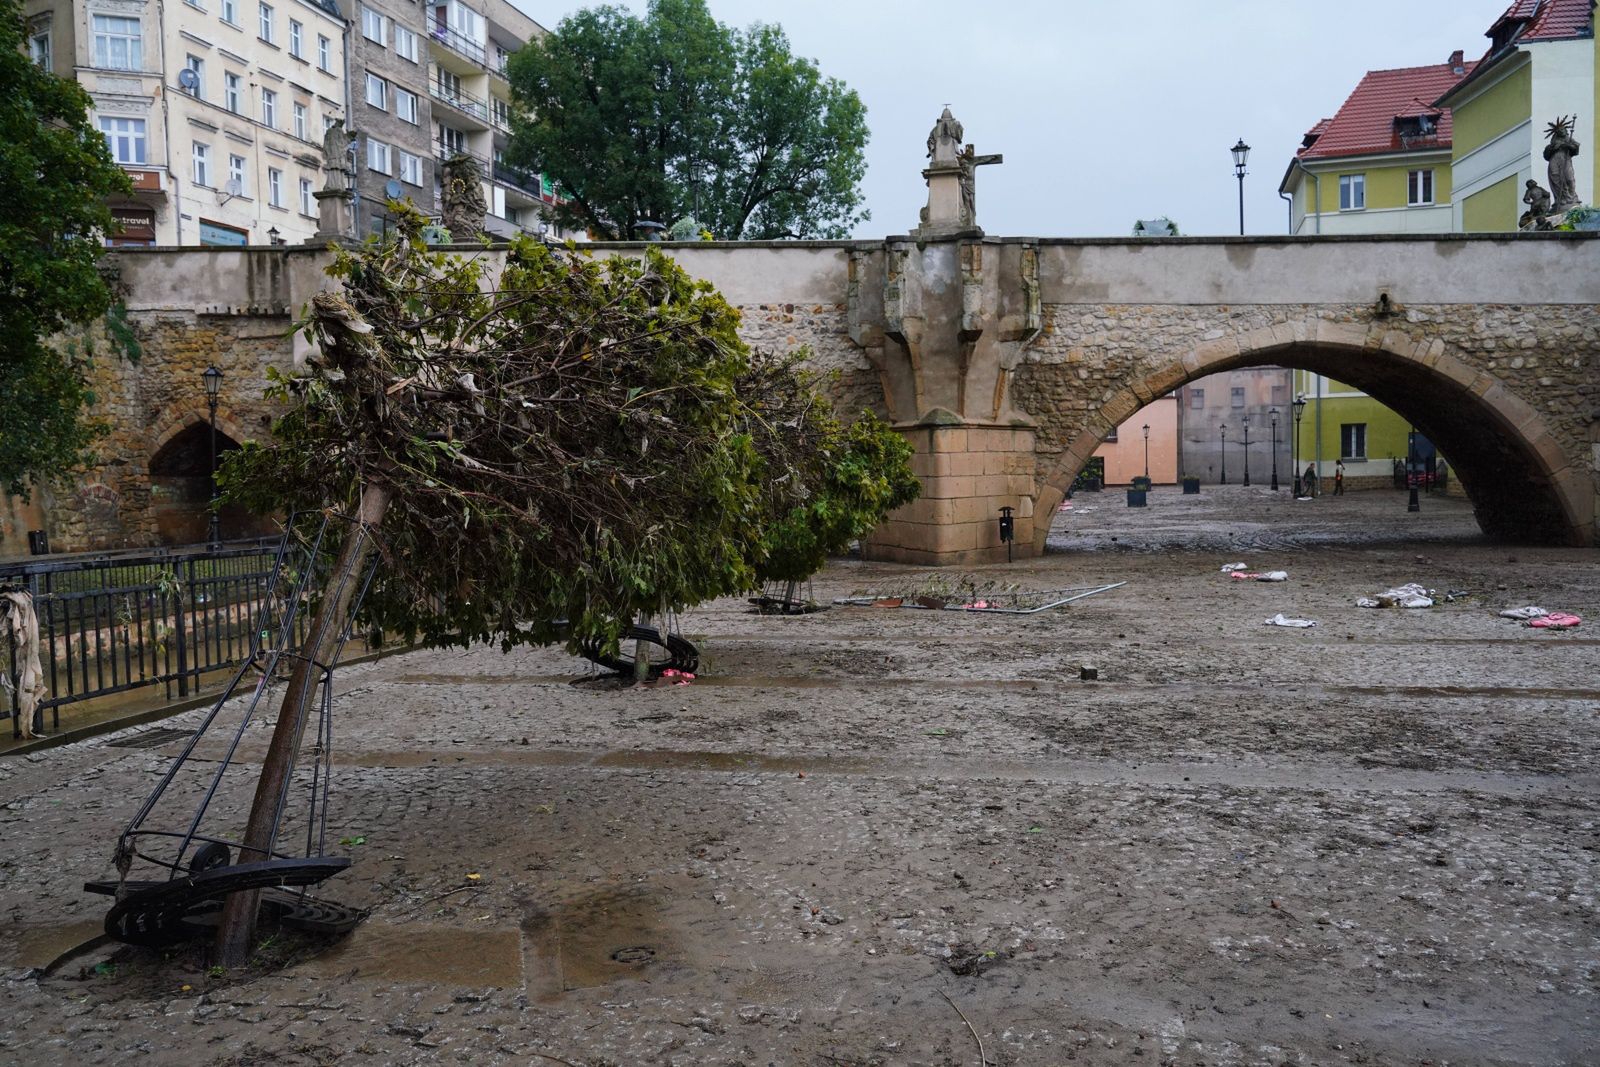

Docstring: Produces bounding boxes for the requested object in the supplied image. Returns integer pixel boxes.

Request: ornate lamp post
[1231,139,1251,236]
[1407,426,1421,513]
[1142,423,1150,482]
[1269,408,1280,491]
[203,365,223,544]
[1219,423,1227,485]
[1242,414,1252,487]
[1292,393,1308,496]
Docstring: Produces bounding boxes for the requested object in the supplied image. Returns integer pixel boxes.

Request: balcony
[492,160,544,199]
[429,80,490,128]
[429,23,487,69]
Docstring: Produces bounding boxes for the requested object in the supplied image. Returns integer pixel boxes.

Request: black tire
[577,625,699,678]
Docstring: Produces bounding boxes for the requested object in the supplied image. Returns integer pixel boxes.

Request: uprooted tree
[211,211,917,961]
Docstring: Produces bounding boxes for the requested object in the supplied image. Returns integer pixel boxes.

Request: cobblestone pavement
[1,487,1597,1066]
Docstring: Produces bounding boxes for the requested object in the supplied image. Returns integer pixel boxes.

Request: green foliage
[221,209,916,656]
[0,0,134,497]
[506,0,869,240]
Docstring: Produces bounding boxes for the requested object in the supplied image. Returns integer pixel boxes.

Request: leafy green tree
[507,0,869,240]
[0,0,134,497]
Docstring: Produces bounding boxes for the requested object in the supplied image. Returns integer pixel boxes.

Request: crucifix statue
[919,107,1002,234]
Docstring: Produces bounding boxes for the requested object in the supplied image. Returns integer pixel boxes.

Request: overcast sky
[511,0,1512,238]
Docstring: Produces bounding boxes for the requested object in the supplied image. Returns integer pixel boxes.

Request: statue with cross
[919,107,1002,234]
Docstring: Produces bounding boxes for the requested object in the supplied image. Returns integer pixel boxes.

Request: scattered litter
[836,581,1127,615]
[660,668,695,685]
[1356,583,1434,609]
[1498,606,1548,620]
[1527,612,1581,630]
[1228,570,1287,582]
[1444,590,1473,602]
[1220,562,1248,572]
[1263,613,1317,628]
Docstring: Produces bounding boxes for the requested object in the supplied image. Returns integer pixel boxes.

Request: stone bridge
[12,231,1597,563]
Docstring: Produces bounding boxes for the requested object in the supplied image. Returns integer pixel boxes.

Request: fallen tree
[211,211,916,961]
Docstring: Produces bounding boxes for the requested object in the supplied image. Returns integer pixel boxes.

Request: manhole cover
[106,727,194,750]
[610,946,655,964]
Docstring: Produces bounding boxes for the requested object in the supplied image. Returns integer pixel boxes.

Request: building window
[268,167,283,207]
[395,25,418,61]
[1408,169,1435,206]
[317,34,331,71]
[1339,173,1365,211]
[99,116,147,164]
[1230,386,1245,408]
[1104,426,1118,443]
[1270,383,1287,406]
[399,150,421,185]
[288,18,302,57]
[367,138,390,174]
[492,97,510,128]
[395,88,418,124]
[261,87,278,127]
[1340,423,1367,461]
[184,54,205,97]
[221,0,238,25]
[1188,388,1204,409]
[28,27,51,71]
[361,7,386,44]
[293,101,308,139]
[258,2,273,43]
[193,142,212,187]
[228,153,246,194]
[365,72,388,110]
[495,44,510,72]
[300,176,314,215]
[437,68,462,103]
[224,71,242,113]
[438,125,466,156]
[92,15,142,71]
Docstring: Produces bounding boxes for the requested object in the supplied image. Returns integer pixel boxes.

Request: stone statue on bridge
[1543,115,1582,214]
[917,108,1001,236]
[1520,179,1555,230]
[320,120,355,195]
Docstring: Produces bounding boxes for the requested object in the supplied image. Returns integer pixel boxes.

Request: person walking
[1333,459,1345,496]
[1302,463,1319,497]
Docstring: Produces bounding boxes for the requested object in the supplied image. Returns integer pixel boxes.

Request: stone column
[312,189,353,241]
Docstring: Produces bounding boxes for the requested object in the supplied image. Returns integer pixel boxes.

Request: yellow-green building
[1291,372,1419,491]
[1279,51,1475,235]
[1437,0,1597,231]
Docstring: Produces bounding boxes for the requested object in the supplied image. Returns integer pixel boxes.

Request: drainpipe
[1279,189,1293,235]
[158,0,182,244]
[1315,373,1324,484]
[342,16,356,238]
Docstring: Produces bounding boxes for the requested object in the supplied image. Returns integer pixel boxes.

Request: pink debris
[1527,613,1581,629]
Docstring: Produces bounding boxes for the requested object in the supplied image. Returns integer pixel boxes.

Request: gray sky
[511,1,1511,238]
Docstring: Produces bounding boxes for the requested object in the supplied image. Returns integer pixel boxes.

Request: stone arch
[146,411,257,544]
[1032,319,1593,553]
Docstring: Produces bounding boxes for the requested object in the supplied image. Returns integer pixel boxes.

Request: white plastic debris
[1498,606,1548,620]
[1257,571,1288,583]
[1220,562,1248,572]
[1357,583,1434,609]
[1263,613,1317,628]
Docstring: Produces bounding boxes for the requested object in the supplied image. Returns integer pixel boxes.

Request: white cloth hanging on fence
[1,591,45,739]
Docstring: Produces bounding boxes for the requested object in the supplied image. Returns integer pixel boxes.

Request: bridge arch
[1032,320,1592,553]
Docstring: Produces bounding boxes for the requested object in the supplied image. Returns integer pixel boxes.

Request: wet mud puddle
[522,884,688,998]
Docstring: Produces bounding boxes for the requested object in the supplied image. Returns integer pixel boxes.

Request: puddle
[395,672,1051,691]
[522,885,682,997]
[291,924,522,987]
[9,920,110,970]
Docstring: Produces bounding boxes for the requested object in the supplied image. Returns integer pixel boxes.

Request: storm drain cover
[610,946,656,964]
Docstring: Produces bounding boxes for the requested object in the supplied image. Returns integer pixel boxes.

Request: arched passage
[148,421,250,543]
[1031,329,1592,555]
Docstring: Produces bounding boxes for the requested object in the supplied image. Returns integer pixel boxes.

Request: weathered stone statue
[1520,179,1554,230]
[320,120,355,195]
[926,107,964,166]
[917,108,1001,235]
[440,154,488,240]
[1544,115,1582,213]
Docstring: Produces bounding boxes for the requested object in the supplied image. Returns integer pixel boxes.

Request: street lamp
[1219,423,1227,485]
[1292,393,1308,496]
[202,366,223,544]
[1269,408,1280,491]
[1242,414,1252,487]
[1231,138,1251,236]
[1142,422,1150,481]
[266,225,281,246]
[1407,426,1421,513]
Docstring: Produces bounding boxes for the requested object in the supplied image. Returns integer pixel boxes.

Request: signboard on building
[198,219,249,246]
[124,169,164,192]
[108,205,156,246]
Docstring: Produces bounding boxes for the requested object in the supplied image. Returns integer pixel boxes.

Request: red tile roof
[1297,59,1476,161]
[1490,0,1595,43]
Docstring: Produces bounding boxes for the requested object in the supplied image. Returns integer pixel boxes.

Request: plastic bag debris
[1228,570,1287,582]
[1356,583,1433,609]
[1220,563,1248,572]
[1527,612,1581,629]
[1263,613,1317,628]
[1498,606,1547,620]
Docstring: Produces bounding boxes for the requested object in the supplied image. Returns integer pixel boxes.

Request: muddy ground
[1,485,1596,1066]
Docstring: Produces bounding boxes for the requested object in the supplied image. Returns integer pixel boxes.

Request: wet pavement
[1,485,1596,1066]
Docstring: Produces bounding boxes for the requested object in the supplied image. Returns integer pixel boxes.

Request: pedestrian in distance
[1334,459,1345,496]
[1303,463,1319,497]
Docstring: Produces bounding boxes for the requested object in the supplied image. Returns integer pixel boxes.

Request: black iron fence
[2,538,301,739]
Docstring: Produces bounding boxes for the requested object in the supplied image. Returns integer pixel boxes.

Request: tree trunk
[213,482,391,966]
[633,612,652,684]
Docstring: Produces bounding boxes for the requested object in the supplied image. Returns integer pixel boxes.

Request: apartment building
[24,0,351,245]
[339,0,558,239]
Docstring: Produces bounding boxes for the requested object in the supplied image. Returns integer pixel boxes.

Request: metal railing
[429,23,487,67]
[429,79,490,123]
[2,537,304,738]
[492,160,544,198]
